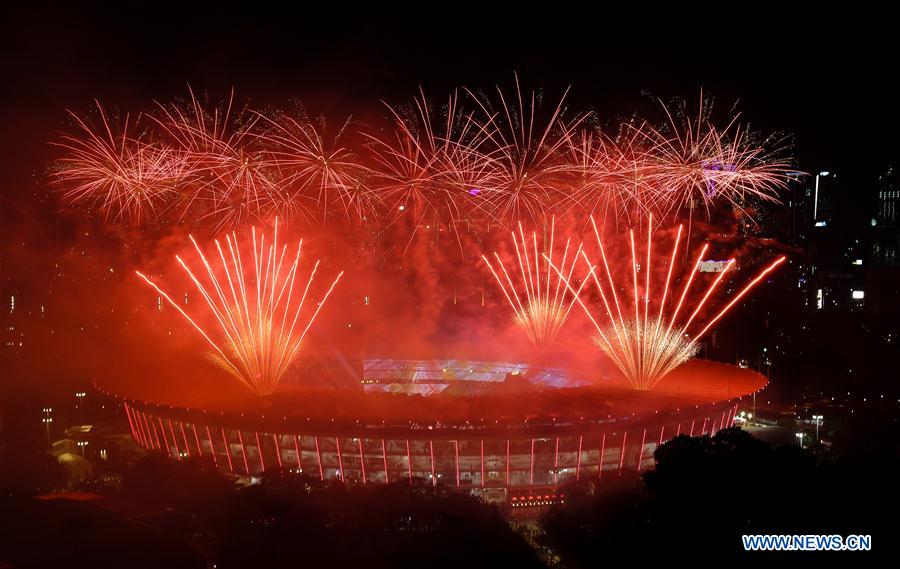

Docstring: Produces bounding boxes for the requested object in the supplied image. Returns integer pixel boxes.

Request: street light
[795,432,805,449]
[77,440,88,457]
[42,408,53,445]
[75,391,87,425]
[812,415,823,442]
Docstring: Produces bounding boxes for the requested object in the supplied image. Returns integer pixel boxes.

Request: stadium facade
[103,358,764,504]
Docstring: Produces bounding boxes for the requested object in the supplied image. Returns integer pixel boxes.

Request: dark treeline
[541,404,898,565]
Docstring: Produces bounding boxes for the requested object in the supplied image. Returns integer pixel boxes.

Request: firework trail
[465,75,588,223]
[366,90,495,223]
[150,87,280,232]
[482,218,587,345]
[136,220,343,395]
[633,97,793,221]
[549,215,785,390]
[255,108,376,224]
[51,103,184,224]
[559,127,661,224]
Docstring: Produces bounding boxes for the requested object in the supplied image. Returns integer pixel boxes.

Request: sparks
[52,86,794,234]
[136,220,343,395]
[549,215,786,390]
[51,102,184,224]
[482,218,587,345]
[631,97,794,221]
[465,75,587,224]
[255,109,376,224]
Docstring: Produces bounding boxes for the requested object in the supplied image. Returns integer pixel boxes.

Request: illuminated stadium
[100,357,764,503]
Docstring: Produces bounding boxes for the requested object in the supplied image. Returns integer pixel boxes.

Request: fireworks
[365,89,494,227]
[52,85,795,234]
[482,218,587,345]
[51,103,183,224]
[256,109,375,224]
[136,221,343,395]
[632,98,794,220]
[465,76,588,222]
[150,88,280,232]
[550,215,785,390]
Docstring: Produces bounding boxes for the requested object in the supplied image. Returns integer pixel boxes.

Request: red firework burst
[52,103,184,224]
[482,218,587,345]
[550,215,785,390]
[136,220,343,395]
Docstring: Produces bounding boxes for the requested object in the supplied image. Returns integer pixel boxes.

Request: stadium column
[179,422,191,457]
[135,411,148,448]
[273,434,283,469]
[151,415,162,449]
[167,420,181,460]
[205,426,217,466]
[530,438,536,485]
[221,428,234,472]
[293,435,302,470]
[406,440,413,483]
[358,439,367,484]
[636,428,646,470]
[314,436,324,480]
[454,440,460,487]
[255,432,266,472]
[505,440,511,486]
[553,437,560,485]
[429,441,436,487]
[123,404,141,447]
[159,419,172,458]
[192,424,203,456]
[598,434,606,480]
[381,439,389,483]
[237,431,250,474]
[576,435,583,481]
[335,437,345,481]
[144,413,159,449]
[618,432,628,471]
[136,410,151,448]
[480,440,485,487]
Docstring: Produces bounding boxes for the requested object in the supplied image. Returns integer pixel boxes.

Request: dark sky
[1,6,897,187]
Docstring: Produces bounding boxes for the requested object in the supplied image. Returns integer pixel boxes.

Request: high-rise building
[812,170,838,227]
[876,165,898,226]
[872,165,899,267]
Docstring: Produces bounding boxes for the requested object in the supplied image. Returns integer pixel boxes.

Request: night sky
[2,6,898,191]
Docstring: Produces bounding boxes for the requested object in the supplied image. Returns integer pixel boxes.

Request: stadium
[99,356,764,504]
